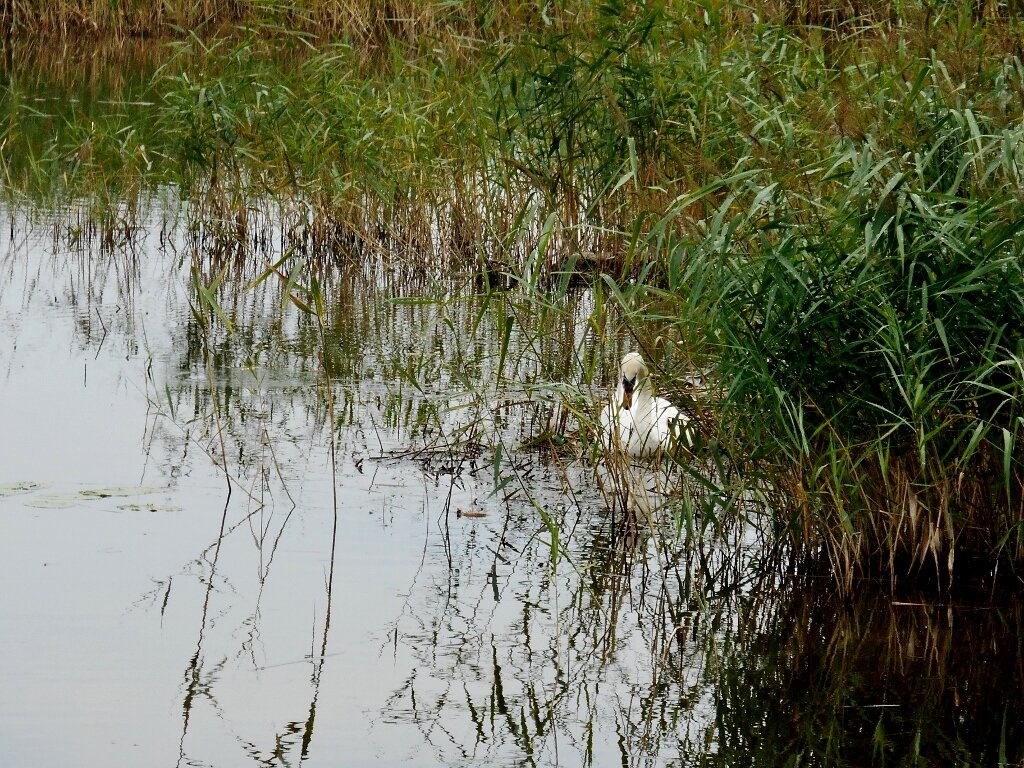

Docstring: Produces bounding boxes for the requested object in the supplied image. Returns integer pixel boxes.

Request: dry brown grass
[0,0,549,46]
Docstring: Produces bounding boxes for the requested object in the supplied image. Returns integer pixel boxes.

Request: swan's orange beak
[620,377,634,410]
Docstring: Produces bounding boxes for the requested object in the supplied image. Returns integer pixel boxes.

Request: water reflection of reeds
[378,480,1024,766]
[715,581,1024,766]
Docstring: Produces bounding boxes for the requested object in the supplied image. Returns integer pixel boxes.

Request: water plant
[642,58,1024,589]
[4,0,1024,598]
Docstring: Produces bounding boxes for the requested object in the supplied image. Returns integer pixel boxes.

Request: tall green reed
[645,55,1024,588]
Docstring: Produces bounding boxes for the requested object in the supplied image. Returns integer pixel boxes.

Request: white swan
[600,351,690,457]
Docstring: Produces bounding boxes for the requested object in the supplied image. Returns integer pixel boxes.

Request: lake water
[0,205,690,766]
[2,203,1022,768]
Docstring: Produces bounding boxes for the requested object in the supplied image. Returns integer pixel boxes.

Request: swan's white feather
[601,352,689,457]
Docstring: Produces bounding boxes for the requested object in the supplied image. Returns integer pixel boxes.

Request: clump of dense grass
[651,53,1024,588]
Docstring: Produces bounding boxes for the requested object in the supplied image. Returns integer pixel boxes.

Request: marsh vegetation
[2,1,1024,765]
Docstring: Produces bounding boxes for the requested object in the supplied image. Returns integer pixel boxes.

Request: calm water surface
[2,205,1022,768]
[0,207,694,766]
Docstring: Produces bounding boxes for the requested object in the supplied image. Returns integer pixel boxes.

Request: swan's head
[617,352,649,410]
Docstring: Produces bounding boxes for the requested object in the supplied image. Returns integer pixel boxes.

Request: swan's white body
[600,352,689,457]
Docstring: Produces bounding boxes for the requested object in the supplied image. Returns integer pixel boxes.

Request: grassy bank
[3,0,1024,590]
